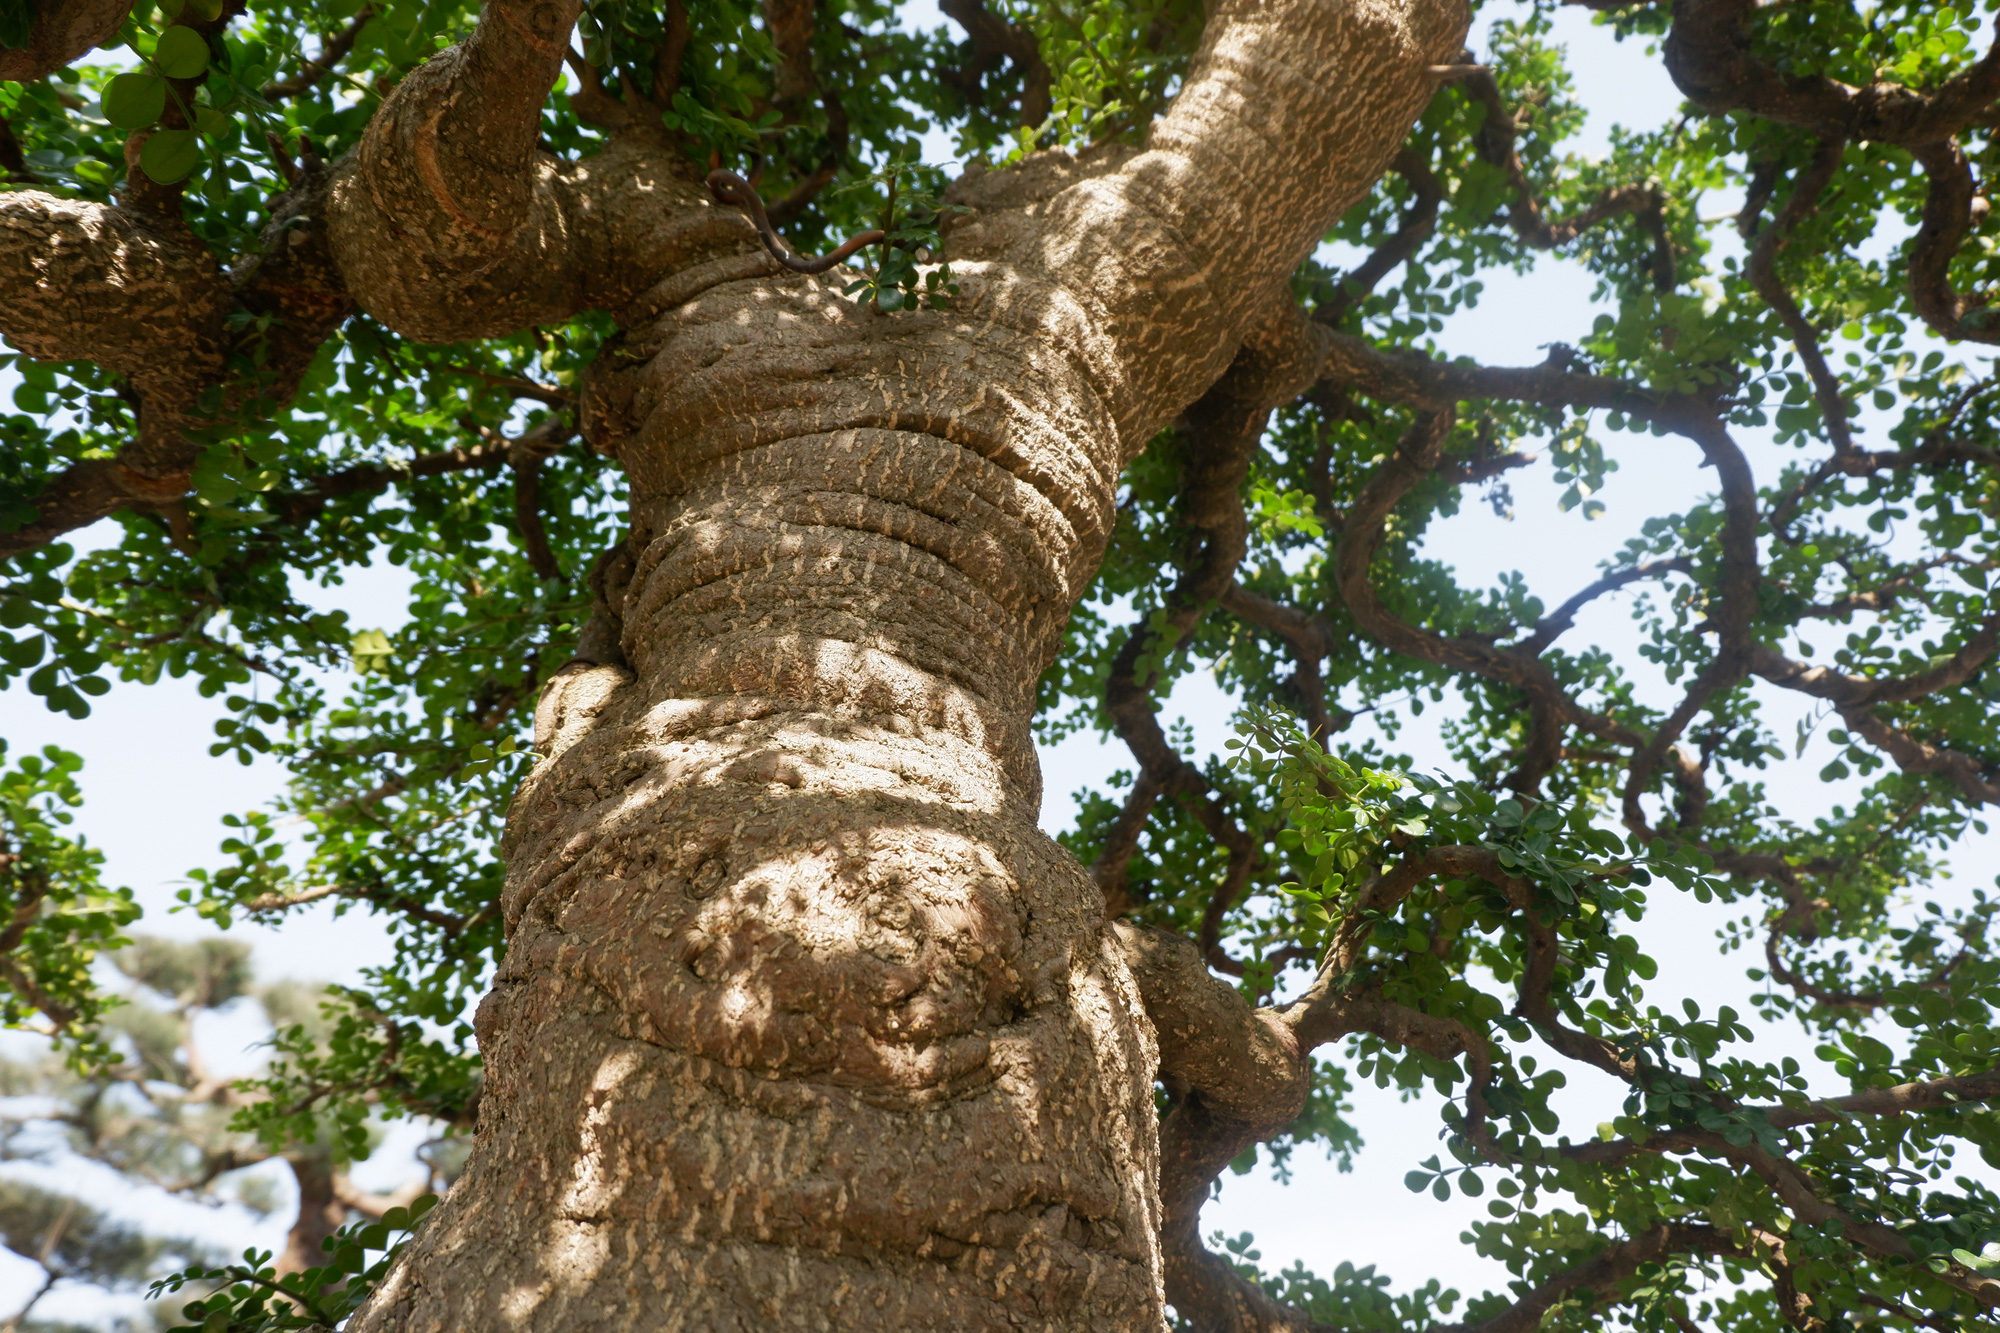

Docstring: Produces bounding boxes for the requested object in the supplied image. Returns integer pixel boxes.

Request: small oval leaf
[103,72,167,129]
[139,129,201,183]
[154,25,210,79]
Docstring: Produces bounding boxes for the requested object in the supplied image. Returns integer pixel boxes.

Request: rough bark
[0,0,133,82]
[334,0,1468,1328]
[0,159,352,558]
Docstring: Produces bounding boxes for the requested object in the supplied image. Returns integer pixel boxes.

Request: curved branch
[1098,303,1331,945]
[1839,705,2000,806]
[324,0,757,342]
[706,169,885,273]
[1748,614,2000,709]
[1319,148,1445,324]
[1438,1225,1747,1333]
[1744,140,1856,454]
[1332,410,1646,794]
[1461,69,1674,289]
[1664,0,2000,147]
[941,0,1052,127]
[1319,332,1712,432]
[1911,139,2000,345]
[1516,556,1694,656]
[1621,419,1759,839]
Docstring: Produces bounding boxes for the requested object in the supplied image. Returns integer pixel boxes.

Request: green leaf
[139,129,201,184]
[153,24,211,78]
[1404,1170,1431,1193]
[103,72,168,130]
[351,629,394,674]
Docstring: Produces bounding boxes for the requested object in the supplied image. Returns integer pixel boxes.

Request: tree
[2,0,2000,1325]
[0,934,443,1328]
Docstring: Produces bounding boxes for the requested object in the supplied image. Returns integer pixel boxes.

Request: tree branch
[1319,332,1712,433]
[1663,0,2000,146]
[1910,138,2000,345]
[324,0,759,343]
[0,0,132,82]
[1744,140,1856,454]
[0,191,231,510]
[1099,303,1330,951]
[1621,418,1759,839]
[262,5,378,100]
[1461,69,1674,288]
[1748,615,2000,709]
[941,0,1051,127]
[1438,1225,1747,1333]
[1516,556,1694,656]
[1838,704,2000,806]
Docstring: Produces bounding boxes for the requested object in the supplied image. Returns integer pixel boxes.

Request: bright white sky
[5,3,1999,1324]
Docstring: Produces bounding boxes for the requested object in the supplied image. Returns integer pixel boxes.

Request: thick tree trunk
[336,1,1465,1328]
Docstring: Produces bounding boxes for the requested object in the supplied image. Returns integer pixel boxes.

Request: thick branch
[971,0,1468,453]
[4,159,354,560]
[1911,139,2000,345]
[1839,705,2000,806]
[1621,419,1759,838]
[325,0,758,342]
[0,0,132,82]
[1664,0,2000,147]
[1748,614,2000,708]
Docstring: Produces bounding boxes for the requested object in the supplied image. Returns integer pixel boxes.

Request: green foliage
[0,741,139,1055]
[149,1196,439,1332]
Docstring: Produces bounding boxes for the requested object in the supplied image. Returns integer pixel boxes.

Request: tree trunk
[333,1,1466,1328]
[279,1152,347,1276]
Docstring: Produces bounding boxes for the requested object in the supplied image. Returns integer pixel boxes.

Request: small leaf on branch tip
[1405,1170,1431,1193]
[103,73,168,129]
[154,25,210,78]
[140,129,201,183]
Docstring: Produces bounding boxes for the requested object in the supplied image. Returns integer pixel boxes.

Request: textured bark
[315,0,1470,1327]
[0,0,133,82]
[0,160,352,558]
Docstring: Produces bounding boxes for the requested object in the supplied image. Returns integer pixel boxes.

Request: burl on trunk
[326,0,1465,1326]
